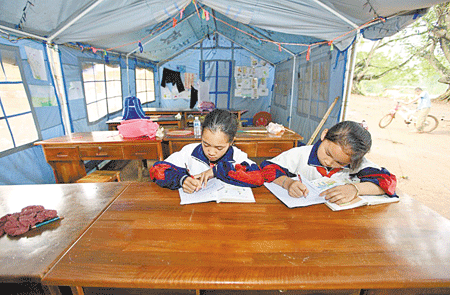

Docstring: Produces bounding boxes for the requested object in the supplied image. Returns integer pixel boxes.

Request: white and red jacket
[150,143,264,190]
[261,140,397,197]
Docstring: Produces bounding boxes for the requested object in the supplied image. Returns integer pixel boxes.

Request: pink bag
[117,119,159,139]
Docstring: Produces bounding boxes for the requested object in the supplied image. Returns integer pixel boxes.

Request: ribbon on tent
[82,3,386,61]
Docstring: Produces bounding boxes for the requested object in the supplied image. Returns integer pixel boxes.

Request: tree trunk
[436,85,450,102]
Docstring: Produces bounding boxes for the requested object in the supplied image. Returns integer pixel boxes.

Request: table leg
[70,286,84,295]
[41,285,62,295]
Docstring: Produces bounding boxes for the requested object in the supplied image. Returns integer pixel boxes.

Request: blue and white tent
[0,0,445,184]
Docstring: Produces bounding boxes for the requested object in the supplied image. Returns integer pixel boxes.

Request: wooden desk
[0,182,128,294]
[106,116,182,131]
[143,108,247,127]
[42,183,450,294]
[35,131,163,183]
[165,127,303,158]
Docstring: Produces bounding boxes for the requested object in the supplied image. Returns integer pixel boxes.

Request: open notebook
[179,178,255,205]
[264,175,398,210]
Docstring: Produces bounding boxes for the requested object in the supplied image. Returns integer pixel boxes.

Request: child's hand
[182,176,202,194]
[194,168,214,188]
[320,184,358,204]
[286,180,309,198]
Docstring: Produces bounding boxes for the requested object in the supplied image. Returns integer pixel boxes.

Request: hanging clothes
[161,68,185,93]
[190,86,198,108]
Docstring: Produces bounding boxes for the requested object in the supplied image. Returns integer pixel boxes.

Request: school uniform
[150,143,264,190]
[261,140,397,197]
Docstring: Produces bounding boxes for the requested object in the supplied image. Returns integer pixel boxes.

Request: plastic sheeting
[0,0,444,61]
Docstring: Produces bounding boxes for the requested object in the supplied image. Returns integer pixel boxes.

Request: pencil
[32,216,63,229]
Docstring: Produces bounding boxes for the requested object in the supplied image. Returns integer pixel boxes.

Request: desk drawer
[44,147,80,161]
[234,142,257,157]
[123,144,159,159]
[170,141,194,153]
[79,145,123,159]
[257,142,293,157]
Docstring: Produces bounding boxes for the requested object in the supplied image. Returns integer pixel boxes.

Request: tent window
[81,61,122,122]
[135,67,155,104]
[274,69,290,108]
[0,46,39,154]
[297,59,330,118]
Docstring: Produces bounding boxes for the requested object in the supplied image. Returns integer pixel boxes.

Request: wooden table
[165,127,303,158]
[42,183,450,294]
[143,108,247,127]
[106,115,182,130]
[35,131,163,183]
[0,182,128,294]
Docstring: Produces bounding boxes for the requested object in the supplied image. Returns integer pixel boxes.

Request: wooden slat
[43,183,450,291]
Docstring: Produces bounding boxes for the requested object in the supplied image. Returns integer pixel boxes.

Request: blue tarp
[0,0,444,184]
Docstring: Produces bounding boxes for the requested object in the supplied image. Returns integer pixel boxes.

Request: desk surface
[0,182,128,283]
[164,127,303,142]
[35,131,162,145]
[43,183,450,291]
[143,107,246,114]
[106,115,181,124]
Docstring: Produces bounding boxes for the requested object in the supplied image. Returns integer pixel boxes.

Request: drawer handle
[269,148,282,153]
[56,153,68,158]
[133,152,148,156]
[95,153,110,157]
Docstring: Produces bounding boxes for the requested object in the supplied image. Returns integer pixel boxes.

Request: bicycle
[378,100,439,132]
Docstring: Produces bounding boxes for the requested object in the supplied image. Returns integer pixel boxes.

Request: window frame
[297,57,330,119]
[80,59,123,123]
[135,65,155,104]
[0,44,41,157]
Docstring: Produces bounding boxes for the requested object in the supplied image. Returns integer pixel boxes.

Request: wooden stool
[76,170,121,183]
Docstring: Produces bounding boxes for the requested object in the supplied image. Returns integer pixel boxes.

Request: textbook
[179,178,255,205]
[264,175,398,210]
[325,194,399,211]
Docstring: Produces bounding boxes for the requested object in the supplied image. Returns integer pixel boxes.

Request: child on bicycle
[261,121,397,205]
[150,109,264,193]
[406,87,432,132]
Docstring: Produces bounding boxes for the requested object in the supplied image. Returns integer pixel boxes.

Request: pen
[185,163,194,178]
[32,216,63,229]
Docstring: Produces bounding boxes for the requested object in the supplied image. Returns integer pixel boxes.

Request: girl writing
[261,121,397,204]
[150,109,264,193]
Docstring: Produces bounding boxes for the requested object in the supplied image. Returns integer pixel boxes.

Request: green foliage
[354,4,450,99]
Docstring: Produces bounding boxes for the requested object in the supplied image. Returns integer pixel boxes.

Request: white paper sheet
[179,178,255,205]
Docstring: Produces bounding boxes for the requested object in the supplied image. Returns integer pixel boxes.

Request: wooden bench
[76,170,121,183]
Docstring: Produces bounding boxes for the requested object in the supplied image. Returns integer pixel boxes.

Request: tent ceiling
[0,0,446,64]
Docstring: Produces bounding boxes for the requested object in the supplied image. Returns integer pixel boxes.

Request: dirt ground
[346,94,450,219]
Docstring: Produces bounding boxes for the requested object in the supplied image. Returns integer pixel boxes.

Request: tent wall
[0,38,62,184]
[271,46,347,144]
[158,34,273,120]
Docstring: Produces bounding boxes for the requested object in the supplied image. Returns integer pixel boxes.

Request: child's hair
[202,109,238,143]
[324,120,372,169]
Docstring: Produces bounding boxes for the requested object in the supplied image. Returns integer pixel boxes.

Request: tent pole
[0,25,48,41]
[47,0,106,43]
[288,55,297,129]
[311,0,358,28]
[126,54,131,96]
[341,39,359,120]
[46,44,71,135]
